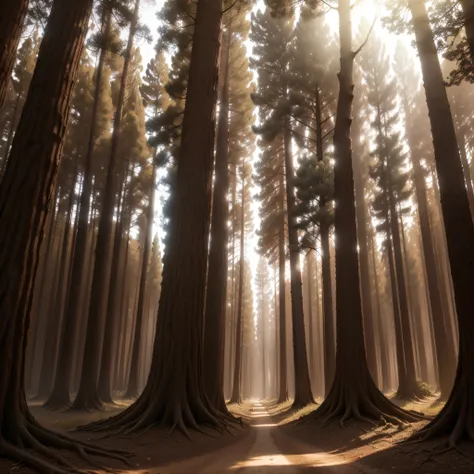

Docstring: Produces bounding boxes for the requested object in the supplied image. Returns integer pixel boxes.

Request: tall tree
[82,0,226,435]
[0,0,29,107]
[0,0,129,471]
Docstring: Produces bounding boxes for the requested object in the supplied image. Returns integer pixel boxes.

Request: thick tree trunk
[125,157,157,399]
[46,9,112,411]
[81,0,225,435]
[0,0,28,107]
[203,28,231,411]
[409,0,474,444]
[72,0,141,411]
[0,0,127,471]
[284,124,313,407]
[277,169,288,403]
[313,0,420,425]
[230,177,245,404]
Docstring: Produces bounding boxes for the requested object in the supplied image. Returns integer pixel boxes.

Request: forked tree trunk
[313,0,420,425]
[203,28,231,411]
[283,124,313,407]
[72,0,141,411]
[81,0,225,436]
[409,0,474,445]
[0,0,127,471]
[46,8,112,411]
[0,0,29,107]
[230,176,246,404]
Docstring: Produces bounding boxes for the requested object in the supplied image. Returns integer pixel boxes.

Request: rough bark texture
[284,124,314,408]
[80,0,225,436]
[312,0,422,425]
[71,0,141,411]
[46,9,111,411]
[203,28,231,411]
[409,0,474,446]
[0,0,129,472]
[0,0,28,107]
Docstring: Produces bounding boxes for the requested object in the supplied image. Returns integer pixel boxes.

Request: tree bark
[312,0,420,424]
[0,0,29,108]
[284,123,313,407]
[46,8,112,410]
[409,0,474,444]
[460,0,474,66]
[72,0,141,411]
[203,27,231,411]
[0,0,127,471]
[81,0,225,435]
[125,156,157,399]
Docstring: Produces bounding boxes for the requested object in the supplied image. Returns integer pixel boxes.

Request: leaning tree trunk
[230,176,246,405]
[277,169,288,403]
[72,0,141,411]
[203,27,231,412]
[409,0,474,445]
[312,0,421,425]
[80,0,225,436]
[46,7,112,411]
[284,123,313,408]
[0,0,129,471]
[0,0,28,107]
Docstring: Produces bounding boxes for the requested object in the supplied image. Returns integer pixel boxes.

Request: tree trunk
[0,0,126,471]
[408,133,456,399]
[81,0,225,435]
[277,169,288,403]
[0,91,20,181]
[313,0,420,424]
[203,28,231,410]
[46,8,112,410]
[72,0,141,411]
[230,176,245,404]
[284,123,313,407]
[457,132,474,221]
[460,0,474,65]
[409,0,474,444]
[0,0,28,107]
[125,157,157,399]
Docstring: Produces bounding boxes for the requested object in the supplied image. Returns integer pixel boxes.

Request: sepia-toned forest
[1,0,474,472]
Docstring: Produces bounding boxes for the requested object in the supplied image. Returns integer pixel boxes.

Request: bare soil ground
[1,397,474,473]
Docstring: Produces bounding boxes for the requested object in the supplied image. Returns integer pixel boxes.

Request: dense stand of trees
[2,0,474,471]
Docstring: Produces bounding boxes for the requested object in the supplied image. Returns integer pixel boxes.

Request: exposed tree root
[311,374,425,429]
[1,408,132,474]
[78,386,231,442]
[394,379,434,402]
[408,386,474,448]
[69,393,105,413]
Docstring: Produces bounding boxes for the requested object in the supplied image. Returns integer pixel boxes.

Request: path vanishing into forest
[147,402,381,473]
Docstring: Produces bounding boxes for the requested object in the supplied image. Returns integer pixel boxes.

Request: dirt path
[144,402,381,473]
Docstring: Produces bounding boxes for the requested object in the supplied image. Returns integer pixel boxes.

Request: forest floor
[1,397,474,472]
